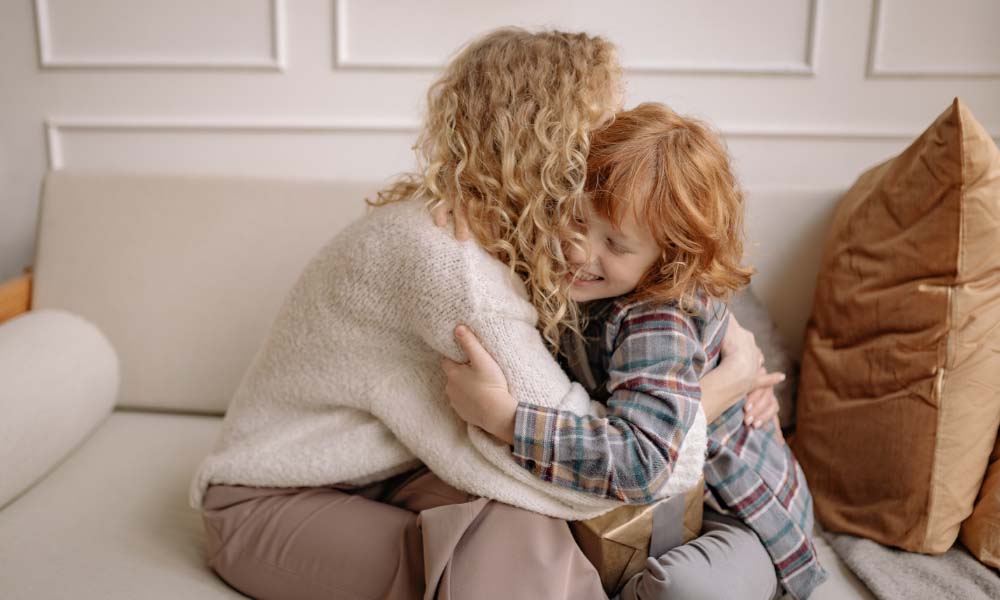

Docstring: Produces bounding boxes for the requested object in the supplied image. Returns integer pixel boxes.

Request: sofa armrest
[0,309,119,508]
[0,269,32,325]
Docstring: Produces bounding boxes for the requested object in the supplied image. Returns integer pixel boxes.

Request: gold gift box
[570,478,704,596]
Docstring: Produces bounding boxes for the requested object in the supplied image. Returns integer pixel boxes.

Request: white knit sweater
[189,197,706,519]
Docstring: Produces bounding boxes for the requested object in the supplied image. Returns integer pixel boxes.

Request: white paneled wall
[335,0,818,74]
[3,0,1000,312]
[870,0,1000,77]
[35,0,285,70]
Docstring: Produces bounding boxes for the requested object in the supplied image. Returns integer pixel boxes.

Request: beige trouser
[201,465,608,600]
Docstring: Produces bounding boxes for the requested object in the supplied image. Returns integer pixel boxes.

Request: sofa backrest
[32,170,376,414]
[31,169,844,415]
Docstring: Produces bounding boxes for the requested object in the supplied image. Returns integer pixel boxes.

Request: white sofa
[0,170,876,599]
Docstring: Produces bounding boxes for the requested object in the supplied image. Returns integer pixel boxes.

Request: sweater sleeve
[510,302,704,503]
[407,221,596,417]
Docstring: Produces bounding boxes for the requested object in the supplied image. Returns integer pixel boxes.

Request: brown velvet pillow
[792,98,1000,555]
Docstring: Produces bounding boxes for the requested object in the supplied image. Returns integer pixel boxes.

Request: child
[443,103,828,599]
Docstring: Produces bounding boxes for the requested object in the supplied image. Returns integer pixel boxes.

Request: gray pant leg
[617,508,781,600]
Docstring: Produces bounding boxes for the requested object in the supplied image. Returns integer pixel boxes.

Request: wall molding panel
[867,0,1000,79]
[50,114,1000,169]
[43,117,421,179]
[45,117,997,188]
[45,117,421,170]
[333,0,821,76]
[34,0,287,71]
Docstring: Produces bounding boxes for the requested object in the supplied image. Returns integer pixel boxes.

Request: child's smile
[566,204,661,303]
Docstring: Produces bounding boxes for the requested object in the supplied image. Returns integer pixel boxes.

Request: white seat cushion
[0,410,874,599]
[0,411,242,599]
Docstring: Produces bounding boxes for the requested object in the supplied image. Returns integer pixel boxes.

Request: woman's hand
[700,315,785,423]
[770,415,786,445]
[743,366,781,429]
[440,325,517,444]
[431,201,471,241]
[721,315,765,396]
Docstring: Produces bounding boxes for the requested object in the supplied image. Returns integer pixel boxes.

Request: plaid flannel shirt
[512,292,827,599]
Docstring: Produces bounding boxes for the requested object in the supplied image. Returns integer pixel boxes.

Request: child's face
[565,202,661,303]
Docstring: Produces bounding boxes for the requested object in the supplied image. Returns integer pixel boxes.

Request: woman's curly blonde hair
[369,27,622,351]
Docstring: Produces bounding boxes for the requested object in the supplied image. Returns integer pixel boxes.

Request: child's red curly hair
[585,102,754,305]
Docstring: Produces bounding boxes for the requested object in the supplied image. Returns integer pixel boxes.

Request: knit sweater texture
[189,197,707,519]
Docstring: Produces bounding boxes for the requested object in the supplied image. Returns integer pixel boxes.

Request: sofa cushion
[0,309,118,508]
[793,98,1000,554]
[0,411,242,599]
[0,410,875,599]
[33,171,377,414]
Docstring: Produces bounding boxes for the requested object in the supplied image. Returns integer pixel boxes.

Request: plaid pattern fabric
[512,293,827,599]
[513,297,706,504]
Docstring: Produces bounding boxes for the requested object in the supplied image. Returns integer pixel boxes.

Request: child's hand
[440,325,517,444]
[431,201,471,241]
[743,366,781,429]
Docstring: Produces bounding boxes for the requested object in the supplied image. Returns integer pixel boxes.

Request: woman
[190,28,777,600]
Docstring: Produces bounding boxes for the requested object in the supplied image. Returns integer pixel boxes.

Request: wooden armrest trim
[0,269,32,324]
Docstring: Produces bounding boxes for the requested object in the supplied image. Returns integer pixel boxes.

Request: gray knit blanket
[825,532,1000,600]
